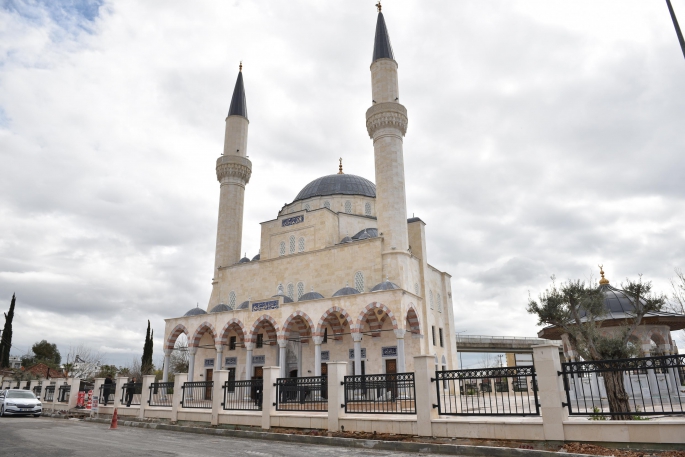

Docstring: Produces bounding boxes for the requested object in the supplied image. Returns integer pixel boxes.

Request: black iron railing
[181,381,213,408]
[58,385,71,403]
[276,376,327,412]
[148,382,174,407]
[560,354,685,418]
[222,379,262,411]
[99,383,116,406]
[33,385,42,396]
[344,372,416,414]
[120,382,143,406]
[435,366,540,416]
[44,385,55,402]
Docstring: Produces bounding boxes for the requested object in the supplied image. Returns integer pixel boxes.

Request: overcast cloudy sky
[1,0,684,368]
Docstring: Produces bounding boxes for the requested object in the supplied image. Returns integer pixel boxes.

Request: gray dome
[252,253,261,261]
[184,307,207,317]
[292,174,375,203]
[584,284,646,317]
[371,280,399,292]
[299,291,325,302]
[272,294,294,303]
[210,303,232,313]
[352,228,378,240]
[340,236,353,244]
[333,287,360,297]
[237,301,249,310]
[238,257,250,264]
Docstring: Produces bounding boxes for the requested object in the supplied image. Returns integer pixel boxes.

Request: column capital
[164,348,173,357]
[244,342,254,351]
[187,347,197,355]
[393,329,406,339]
[215,345,224,352]
[312,336,324,345]
[352,333,363,343]
[278,339,288,348]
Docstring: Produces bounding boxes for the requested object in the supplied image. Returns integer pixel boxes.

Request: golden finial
[376,1,382,13]
[598,265,609,285]
[239,61,243,72]
[338,157,344,174]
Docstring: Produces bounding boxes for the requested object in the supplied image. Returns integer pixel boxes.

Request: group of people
[100,375,138,407]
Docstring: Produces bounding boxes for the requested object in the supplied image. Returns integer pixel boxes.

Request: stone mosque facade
[162,10,458,384]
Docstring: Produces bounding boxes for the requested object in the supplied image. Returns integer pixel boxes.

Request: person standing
[102,375,113,406]
[125,377,137,407]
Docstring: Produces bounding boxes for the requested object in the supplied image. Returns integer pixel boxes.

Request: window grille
[439,328,444,347]
[279,241,285,256]
[229,336,236,350]
[414,283,419,295]
[277,283,284,295]
[298,237,305,252]
[323,201,330,209]
[432,326,436,346]
[297,282,304,300]
[289,236,296,254]
[287,283,294,300]
[344,200,352,213]
[229,291,236,308]
[364,202,371,216]
[437,293,442,313]
[354,271,364,292]
[304,203,311,211]
[429,290,434,310]
[323,328,328,344]
[256,334,264,348]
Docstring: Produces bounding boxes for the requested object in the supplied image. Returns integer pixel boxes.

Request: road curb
[42,416,588,457]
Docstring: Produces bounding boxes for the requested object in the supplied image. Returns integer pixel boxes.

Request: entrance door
[320,363,328,399]
[320,363,328,376]
[205,369,213,400]
[254,366,263,379]
[385,359,397,399]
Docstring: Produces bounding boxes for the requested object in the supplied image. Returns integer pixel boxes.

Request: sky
[1,0,684,368]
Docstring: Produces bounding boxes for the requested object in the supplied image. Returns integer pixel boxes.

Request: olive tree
[527,275,666,420]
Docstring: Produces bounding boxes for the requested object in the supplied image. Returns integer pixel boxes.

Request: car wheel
[0,406,4,417]
[33,414,41,417]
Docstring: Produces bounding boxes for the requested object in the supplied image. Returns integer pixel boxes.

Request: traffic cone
[109,408,118,429]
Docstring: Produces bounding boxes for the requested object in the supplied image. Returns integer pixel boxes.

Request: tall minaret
[366,5,410,285]
[213,63,252,276]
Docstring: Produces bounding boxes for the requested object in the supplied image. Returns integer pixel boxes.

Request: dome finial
[376,1,382,12]
[338,157,344,174]
[239,61,242,72]
[598,265,609,285]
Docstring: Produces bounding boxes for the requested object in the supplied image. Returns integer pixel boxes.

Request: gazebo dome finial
[598,265,609,285]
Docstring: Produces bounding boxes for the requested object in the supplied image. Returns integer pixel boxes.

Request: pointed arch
[280,311,315,343]
[315,306,352,340]
[165,324,189,350]
[219,318,246,346]
[249,315,279,345]
[406,304,422,335]
[190,321,217,348]
[353,302,399,335]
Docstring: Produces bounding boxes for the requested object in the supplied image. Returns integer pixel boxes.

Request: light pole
[455,330,467,370]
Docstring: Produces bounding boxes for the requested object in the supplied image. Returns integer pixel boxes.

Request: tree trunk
[603,370,633,420]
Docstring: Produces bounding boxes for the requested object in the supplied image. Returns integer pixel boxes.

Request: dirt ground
[561,443,685,457]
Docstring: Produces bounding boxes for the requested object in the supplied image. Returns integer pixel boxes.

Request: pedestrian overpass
[456,335,563,354]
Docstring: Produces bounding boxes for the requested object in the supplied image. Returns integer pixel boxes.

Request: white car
[0,389,42,417]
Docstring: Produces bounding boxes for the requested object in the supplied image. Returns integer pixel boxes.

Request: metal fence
[275,376,327,412]
[181,381,213,408]
[33,385,42,396]
[57,385,71,403]
[148,382,174,407]
[560,354,685,418]
[120,382,143,406]
[99,383,116,406]
[344,372,416,414]
[222,379,262,411]
[435,366,540,416]
[44,385,55,402]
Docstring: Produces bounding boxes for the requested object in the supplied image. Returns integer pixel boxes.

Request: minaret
[366,5,410,285]
[214,63,252,274]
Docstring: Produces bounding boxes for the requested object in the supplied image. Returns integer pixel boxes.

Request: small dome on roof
[237,301,249,310]
[299,291,325,302]
[238,256,250,264]
[184,307,207,317]
[352,228,378,240]
[292,174,376,203]
[371,280,399,292]
[272,294,294,303]
[333,287,360,297]
[252,253,261,261]
[340,236,353,244]
[210,303,232,313]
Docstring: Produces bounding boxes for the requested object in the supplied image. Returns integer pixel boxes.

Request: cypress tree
[141,320,153,375]
[0,294,16,368]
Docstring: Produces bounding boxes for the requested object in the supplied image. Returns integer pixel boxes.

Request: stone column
[138,374,155,419]
[211,369,229,426]
[67,377,81,409]
[92,378,104,412]
[532,344,568,442]
[278,341,287,379]
[187,347,197,382]
[245,343,254,381]
[413,355,438,436]
[261,366,279,430]
[352,333,363,376]
[326,361,347,432]
[162,349,172,383]
[113,376,128,410]
[215,345,224,371]
[394,329,406,373]
[313,336,323,377]
[297,341,303,377]
[170,373,187,423]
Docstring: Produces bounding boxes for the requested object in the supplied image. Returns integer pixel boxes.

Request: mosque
[161,8,458,385]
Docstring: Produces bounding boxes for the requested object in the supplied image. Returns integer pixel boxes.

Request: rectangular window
[256,333,263,349]
[431,326,436,346]
[229,336,236,351]
[439,328,444,347]
[323,328,328,344]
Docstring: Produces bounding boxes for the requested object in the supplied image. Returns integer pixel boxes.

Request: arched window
[414,283,419,296]
[429,290,434,310]
[229,291,236,308]
[279,241,286,256]
[289,235,296,254]
[298,237,305,252]
[277,284,284,295]
[354,271,364,292]
[323,201,331,209]
[304,203,311,211]
[437,293,442,313]
[287,283,294,300]
[344,200,352,214]
[365,202,372,216]
[297,282,304,300]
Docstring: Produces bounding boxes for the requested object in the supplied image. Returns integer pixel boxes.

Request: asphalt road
[0,416,450,457]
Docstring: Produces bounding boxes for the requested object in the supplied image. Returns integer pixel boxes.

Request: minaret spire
[228,62,248,119]
[372,7,394,62]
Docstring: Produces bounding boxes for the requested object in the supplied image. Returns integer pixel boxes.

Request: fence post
[52,381,63,411]
[138,375,155,420]
[113,376,128,410]
[326,361,348,432]
[170,373,187,423]
[261,366,279,430]
[211,370,229,426]
[67,377,80,409]
[92,378,104,413]
[414,355,438,437]
[532,344,568,442]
